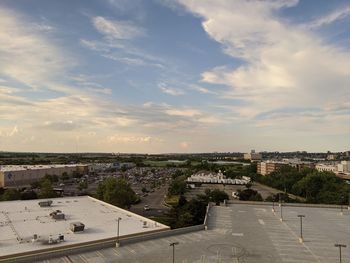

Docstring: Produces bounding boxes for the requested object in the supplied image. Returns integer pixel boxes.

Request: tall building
[257,161,287,176]
[244,150,262,161]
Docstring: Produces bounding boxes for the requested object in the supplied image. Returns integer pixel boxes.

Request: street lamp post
[116,217,122,247]
[297,215,305,243]
[280,203,283,221]
[169,242,179,263]
[335,244,346,263]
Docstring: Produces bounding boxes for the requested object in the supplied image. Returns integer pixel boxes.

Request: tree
[96,177,138,208]
[208,189,229,205]
[39,179,57,198]
[238,189,263,201]
[168,176,187,196]
[2,188,21,201]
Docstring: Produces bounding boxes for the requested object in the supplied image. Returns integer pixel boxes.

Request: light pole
[297,215,305,243]
[335,244,346,263]
[280,203,283,221]
[116,217,122,247]
[169,241,179,263]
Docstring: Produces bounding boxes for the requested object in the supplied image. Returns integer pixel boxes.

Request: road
[130,184,170,217]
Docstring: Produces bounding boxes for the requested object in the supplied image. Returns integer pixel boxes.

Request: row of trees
[256,166,350,204]
[165,189,229,228]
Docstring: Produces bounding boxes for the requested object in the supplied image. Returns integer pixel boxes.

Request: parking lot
[37,203,350,263]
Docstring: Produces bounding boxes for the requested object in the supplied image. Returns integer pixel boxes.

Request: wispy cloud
[190,84,217,94]
[93,16,145,40]
[307,6,350,29]
[159,83,185,96]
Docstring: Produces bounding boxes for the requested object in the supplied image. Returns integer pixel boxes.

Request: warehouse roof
[0,196,169,257]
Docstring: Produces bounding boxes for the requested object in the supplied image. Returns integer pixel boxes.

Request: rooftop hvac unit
[70,222,85,232]
[38,200,53,207]
[50,210,65,220]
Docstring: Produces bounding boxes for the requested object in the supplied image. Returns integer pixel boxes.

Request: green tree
[39,179,57,198]
[2,188,21,201]
[168,176,187,196]
[96,177,137,208]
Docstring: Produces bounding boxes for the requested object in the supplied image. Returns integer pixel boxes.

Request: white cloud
[165,108,200,117]
[178,0,350,135]
[93,16,145,40]
[0,8,74,91]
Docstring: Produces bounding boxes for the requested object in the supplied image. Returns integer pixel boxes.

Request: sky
[0,0,350,153]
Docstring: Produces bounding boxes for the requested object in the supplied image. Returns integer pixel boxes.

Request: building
[282,158,315,171]
[0,164,89,188]
[243,150,262,161]
[7,202,350,263]
[315,163,337,173]
[257,161,287,176]
[337,161,350,173]
[186,171,251,185]
[0,196,169,260]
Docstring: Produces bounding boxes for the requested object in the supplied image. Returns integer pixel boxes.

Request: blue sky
[0,0,350,153]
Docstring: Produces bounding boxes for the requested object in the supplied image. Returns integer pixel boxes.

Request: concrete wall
[227,200,347,209]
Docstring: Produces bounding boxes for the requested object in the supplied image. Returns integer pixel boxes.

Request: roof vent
[38,200,53,207]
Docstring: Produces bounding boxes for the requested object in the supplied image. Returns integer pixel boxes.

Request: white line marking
[258,219,265,225]
[232,233,244,236]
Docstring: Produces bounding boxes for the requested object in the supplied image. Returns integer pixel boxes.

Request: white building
[315,163,337,173]
[337,161,350,173]
[187,171,251,185]
[0,196,169,258]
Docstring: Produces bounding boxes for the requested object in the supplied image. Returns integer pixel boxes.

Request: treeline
[165,189,229,228]
[254,166,349,205]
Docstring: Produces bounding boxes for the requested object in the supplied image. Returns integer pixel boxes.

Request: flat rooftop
[0,164,87,172]
[39,203,349,263]
[0,196,168,257]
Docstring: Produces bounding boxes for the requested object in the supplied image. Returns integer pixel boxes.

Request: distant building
[0,164,89,188]
[257,161,287,176]
[337,161,350,173]
[315,163,337,173]
[187,171,250,185]
[244,150,262,161]
[326,154,338,160]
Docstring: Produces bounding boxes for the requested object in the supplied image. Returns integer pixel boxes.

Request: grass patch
[164,195,179,207]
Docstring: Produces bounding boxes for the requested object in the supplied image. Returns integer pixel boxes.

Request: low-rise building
[244,150,262,161]
[0,164,89,188]
[315,163,337,173]
[187,171,250,185]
